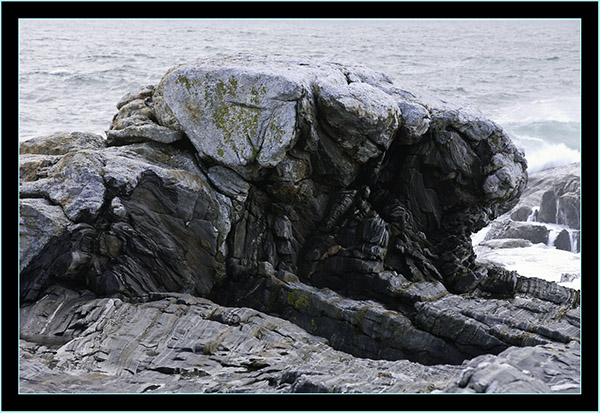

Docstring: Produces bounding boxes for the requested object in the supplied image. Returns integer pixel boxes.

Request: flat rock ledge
[19,56,579,394]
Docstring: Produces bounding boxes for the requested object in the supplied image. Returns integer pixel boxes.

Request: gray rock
[516,276,579,306]
[19,139,234,302]
[560,273,579,283]
[505,162,580,230]
[106,124,183,146]
[510,205,533,222]
[19,285,579,394]
[19,198,71,272]
[19,131,106,155]
[153,58,306,178]
[115,84,155,110]
[111,98,156,130]
[477,271,517,299]
[20,57,578,394]
[22,150,107,223]
[273,215,293,240]
[474,163,581,279]
[108,87,186,147]
[414,288,579,357]
[394,99,431,143]
[513,162,579,209]
[539,190,557,223]
[484,221,549,245]
[445,341,580,393]
[206,165,251,201]
[479,238,533,249]
[18,285,448,393]
[315,78,399,161]
[557,192,580,230]
[109,197,127,219]
[19,153,62,181]
[553,229,572,252]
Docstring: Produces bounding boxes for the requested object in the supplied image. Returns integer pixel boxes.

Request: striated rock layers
[19,56,579,394]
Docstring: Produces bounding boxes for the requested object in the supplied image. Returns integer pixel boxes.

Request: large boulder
[19,57,579,394]
[155,64,300,173]
[153,56,527,293]
[19,131,106,155]
[152,57,402,185]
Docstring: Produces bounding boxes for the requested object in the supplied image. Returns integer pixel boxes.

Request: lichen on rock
[154,61,305,177]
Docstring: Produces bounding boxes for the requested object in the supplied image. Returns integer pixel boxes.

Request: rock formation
[480,162,580,253]
[19,56,580,394]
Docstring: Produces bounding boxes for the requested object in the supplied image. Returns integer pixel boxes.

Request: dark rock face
[19,140,231,302]
[554,229,572,252]
[19,56,579,393]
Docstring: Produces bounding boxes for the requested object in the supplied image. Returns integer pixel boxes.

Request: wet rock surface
[486,162,580,252]
[19,56,579,394]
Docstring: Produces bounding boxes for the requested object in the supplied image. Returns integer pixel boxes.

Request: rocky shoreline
[19,56,580,394]
[473,162,581,289]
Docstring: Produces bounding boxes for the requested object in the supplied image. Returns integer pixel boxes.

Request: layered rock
[19,56,579,394]
[19,135,233,302]
[20,284,579,394]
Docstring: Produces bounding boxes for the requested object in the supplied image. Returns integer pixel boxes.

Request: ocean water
[19,19,581,287]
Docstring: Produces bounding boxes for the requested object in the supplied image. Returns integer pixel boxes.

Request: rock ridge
[19,56,579,393]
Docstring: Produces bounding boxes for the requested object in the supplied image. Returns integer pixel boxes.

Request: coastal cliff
[19,56,580,393]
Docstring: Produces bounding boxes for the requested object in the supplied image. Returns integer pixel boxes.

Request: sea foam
[474,243,581,290]
[522,142,581,174]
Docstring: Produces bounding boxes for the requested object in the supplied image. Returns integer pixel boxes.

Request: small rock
[273,215,293,240]
[116,85,155,110]
[278,270,299,283]
[557,193,580,230]
[110,197,127,219]
[479,238,533,249]
[484,221,549,245]
[510,205,533,222]
[553,229,572,252]
[19,198,71,272]
[539,190,557,224]
[20,131,106,156]
[106,124,182,146]
[559,273,579,283]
